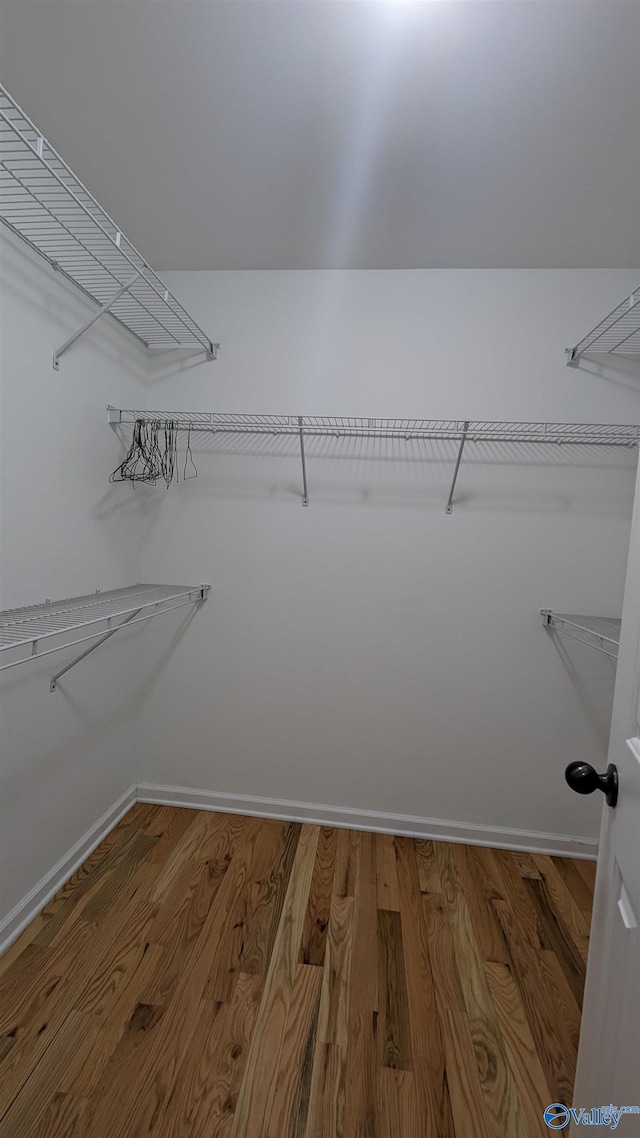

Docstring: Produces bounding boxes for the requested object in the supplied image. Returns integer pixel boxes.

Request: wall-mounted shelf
[540,610,621,659]
[0,85,218,368]
[108,408,640,513]
[0,583,209,690]
[566,287,640,364]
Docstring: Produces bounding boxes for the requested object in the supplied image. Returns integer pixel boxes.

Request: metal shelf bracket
[53,274,140,370]
[50,606,141,690]
[298,416,309,506]
[445,420,470,515]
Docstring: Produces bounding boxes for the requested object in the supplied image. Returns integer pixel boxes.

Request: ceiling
[1,0,639,270]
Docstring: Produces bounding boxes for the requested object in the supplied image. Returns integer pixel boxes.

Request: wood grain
[395,838,451,1138]
[453,845,510,965]
[440,1008,494,1138]
[573,858,597,894]
[0,807,591,1137]
[0,1010,96,1138]
[266,963,322,1138]
[524,877,586,1007]
[175,971,262,1138]
[102,821,266,1137]
[484,961,551,1138]
[305,1042,347,1138]
[299,827,338,966]
[375,834,399,912]
[344,831,379,1138]
[377,909,411,1070]
[34,1092,90,1138]
[434,842,525,1138]
[232,820,300,981]
[229,824,319,1138]
[531,855,591,961]
[491,897,576,1103]
[414,839,442,894]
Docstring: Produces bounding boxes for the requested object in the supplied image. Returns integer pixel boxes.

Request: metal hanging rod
[108,408,640,512]
[0,85,218,368]
[566,287,640,363]
[540,610,621,659]
[0,583,210,690]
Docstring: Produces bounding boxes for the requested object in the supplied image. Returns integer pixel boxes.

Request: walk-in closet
[1,2,639,1134]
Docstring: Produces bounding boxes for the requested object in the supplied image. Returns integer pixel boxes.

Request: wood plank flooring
[0,806,594,1137]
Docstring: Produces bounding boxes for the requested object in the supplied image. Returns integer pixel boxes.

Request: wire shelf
[541,611,621,659]
[566,287,640,362]
[108,409,639,512]
[0,85,217,362]
[0,583,210,686]
[107,410,640,446]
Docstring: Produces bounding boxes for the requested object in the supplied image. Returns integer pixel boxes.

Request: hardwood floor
[0,806,595,1137]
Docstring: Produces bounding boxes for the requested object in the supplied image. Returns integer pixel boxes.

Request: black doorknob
[565,761,618,808]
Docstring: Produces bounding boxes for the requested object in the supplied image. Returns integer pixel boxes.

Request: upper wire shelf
[541,611,621,659]
[107,410,640,446]
[0,583,210,690]
[566,287,640,363]
[0,84,217,368]
[108,409,640,512]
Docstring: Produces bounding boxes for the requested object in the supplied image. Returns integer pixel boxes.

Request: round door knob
[565,761,618,808]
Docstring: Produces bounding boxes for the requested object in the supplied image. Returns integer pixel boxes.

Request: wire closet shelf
[566,287,640,363]
[540,611,621,659]
[107,411,640,445]
[0,84,217,368]
[0,584,210,690]
[108,409,640,512]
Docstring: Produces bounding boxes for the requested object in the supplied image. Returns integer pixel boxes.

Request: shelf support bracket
[298,416,309,506]
[445,421,470,515]
[53,274,141,370]
[50,607,141,692]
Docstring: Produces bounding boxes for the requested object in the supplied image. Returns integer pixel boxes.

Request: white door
[569,459,640,1137]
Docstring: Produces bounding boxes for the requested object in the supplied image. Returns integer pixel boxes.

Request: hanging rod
[541,610,621,659]
[0,583,210,690]
[0,85,218,368]
[566,287,640,363]
[108,409,640,513]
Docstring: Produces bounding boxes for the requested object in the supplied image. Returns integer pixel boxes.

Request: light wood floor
[0,805,594,1138]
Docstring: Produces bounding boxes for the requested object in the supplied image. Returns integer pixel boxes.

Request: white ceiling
[1,0,639,270]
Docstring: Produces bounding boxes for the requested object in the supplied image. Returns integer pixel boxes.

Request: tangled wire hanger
[110,418,191,487]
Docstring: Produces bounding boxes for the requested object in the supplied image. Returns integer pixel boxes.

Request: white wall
[1,261,638,935]
[0,231,147,928]
[134,269,640,846]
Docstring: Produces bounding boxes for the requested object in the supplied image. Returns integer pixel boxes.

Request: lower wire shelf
[540,610,621,659]
[0,583,210,690]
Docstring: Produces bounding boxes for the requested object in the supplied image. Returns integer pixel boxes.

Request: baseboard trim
[137,782,599,861]
[0,783,137,955]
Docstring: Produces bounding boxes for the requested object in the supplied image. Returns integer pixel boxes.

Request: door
[568,459,640,1136]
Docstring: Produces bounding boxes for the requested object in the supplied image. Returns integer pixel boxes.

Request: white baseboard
[137,782,599,861]
[0,784,137,955]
